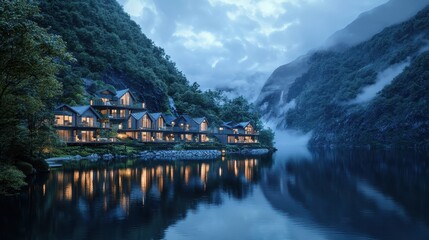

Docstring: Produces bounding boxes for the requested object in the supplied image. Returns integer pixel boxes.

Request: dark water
[1,147,429,240]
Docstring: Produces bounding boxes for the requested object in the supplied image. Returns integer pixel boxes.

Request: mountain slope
[325,0,429,49]
[37,0,190,111]
[260,5,429,146]
[257,0,429,127]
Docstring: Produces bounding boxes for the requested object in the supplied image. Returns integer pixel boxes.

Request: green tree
[0,0,73,162]
[220,96,263,130]
[258,128,275,148]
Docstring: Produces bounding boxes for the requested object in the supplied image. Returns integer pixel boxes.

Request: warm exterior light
[117,133,127,139]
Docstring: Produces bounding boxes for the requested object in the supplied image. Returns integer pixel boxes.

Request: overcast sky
[117,0,388,101]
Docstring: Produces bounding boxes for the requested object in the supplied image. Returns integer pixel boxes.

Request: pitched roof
[149,112,163,120]
[115,88,137,101]
[235,121,251,128]
[70,106,91,115]
[130,111,153,121]
[54,104,77,115]
[163,114,176,125]
[70,105,101,118]
[178,115,197,124]
[221,121,237,128]
[115,89,129,98]
[193,117,207,125]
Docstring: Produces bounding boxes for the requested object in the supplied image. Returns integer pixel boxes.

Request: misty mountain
[257,3,429,146]
[257,0,429,125]
[325,0,429,49]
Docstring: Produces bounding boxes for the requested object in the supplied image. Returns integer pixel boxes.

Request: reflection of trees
[262,148,429,240]
[0,156,271,240]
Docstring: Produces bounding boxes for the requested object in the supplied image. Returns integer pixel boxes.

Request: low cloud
[349,60,410,104]
[118,0,388,101]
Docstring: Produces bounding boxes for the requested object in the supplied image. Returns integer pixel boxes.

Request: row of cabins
[54,89,258,145]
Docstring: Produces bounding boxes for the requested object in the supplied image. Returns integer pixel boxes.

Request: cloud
[238,55,248,63]
[211,57,224,68]
[123,0,157,17]
[118,0,389,101]
[349,60,410,104]
[173,24,223,50]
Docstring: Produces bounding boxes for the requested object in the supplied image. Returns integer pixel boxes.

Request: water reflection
[0,156,271,240]
[262,148,429,240]
[1,148,429,240]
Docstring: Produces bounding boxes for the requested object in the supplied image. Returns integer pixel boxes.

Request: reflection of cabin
[214,121,258,144]
[54,104,106,143]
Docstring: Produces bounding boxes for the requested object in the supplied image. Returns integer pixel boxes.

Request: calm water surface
[1,147,429,240]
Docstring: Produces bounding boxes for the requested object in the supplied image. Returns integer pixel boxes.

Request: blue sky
[117,0,388,101]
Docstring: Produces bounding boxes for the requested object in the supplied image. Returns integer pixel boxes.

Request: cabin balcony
[77,122,101,128]
[90,99,145,109]
[54,121,74,127]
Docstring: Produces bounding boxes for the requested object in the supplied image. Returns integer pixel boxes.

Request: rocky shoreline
[136,150,222,160]
[239,148,270,155]
[45,148,272,167]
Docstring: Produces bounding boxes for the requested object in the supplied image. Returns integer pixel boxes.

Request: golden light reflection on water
[65,183,72,201]
[49,158,259,212]
[200,163,209,184]
[185,166,191,185]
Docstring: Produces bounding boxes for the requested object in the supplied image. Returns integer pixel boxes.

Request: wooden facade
[54,89,258,145]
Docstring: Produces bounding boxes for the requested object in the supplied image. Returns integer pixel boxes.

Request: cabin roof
[115,88,137,101]
[70,105,101,118]
[54,104,78,115]
[221,121,236,128]
[176,115,197,124]
[221,121,251,129]
[70,106,90,115]
[149,112,163,120]
[163,114,176,125]
[130,111,153,120]
[235,121,251,128]
[193,117,207,125]
[115,89,129,98]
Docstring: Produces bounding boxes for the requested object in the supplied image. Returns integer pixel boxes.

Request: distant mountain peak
[324,0,429,49]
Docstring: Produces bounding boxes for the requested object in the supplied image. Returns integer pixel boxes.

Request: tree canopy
[0,0,72,162]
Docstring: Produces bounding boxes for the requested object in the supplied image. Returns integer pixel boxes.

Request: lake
[1,147,429,240]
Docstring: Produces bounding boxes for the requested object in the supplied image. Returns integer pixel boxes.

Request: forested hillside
[35,0,267,128]
[37,0,179,110]
[0,0,272,166]
[275,7,429,146]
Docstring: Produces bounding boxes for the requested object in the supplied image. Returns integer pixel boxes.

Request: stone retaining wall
[239,148,270,155]
[137,150,222,160]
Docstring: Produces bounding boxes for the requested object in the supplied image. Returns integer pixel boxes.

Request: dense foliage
[0,165,27,195]
[36,0,190,111]
[0,0,269,167]
[0,0,72,162]
[258,128,275,148]
[35,0,264,130]
[283,7,429,146]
